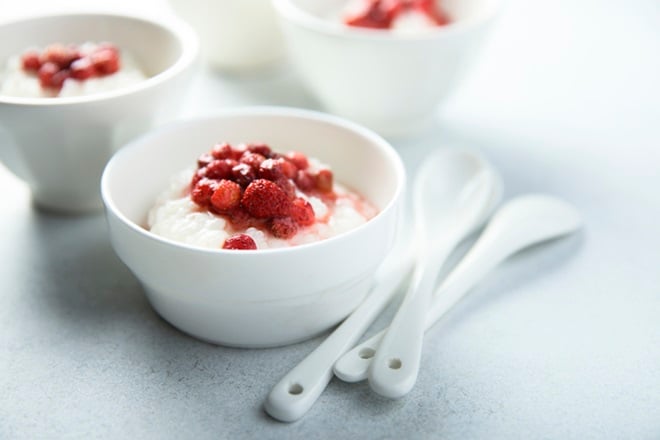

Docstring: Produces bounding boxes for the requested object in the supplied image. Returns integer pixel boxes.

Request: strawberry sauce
[190,142,338,250]
[343,0,451,29]
[19,43,121,91]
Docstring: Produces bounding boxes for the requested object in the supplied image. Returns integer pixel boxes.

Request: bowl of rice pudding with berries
[273,0,501,137]
[101,107,405,347]
[0,13,198,213]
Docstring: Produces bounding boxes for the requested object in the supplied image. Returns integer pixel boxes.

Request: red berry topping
[286,151,309,170]
[344,0,401,29]
[191,178,219,207]
[210,180,242,213]
[41,43,80,68]
[21,42,124,92]
[240,151,266,169]
[246,143,272,157]
[415,0,451,25]
[38,62,60,89]
[294,170,316,192]
[188,142,329,244]
[232,163,256,187]
[290,198,315,227]
[211,143,236,160]
[241,179,292,218]
[270,217,298,239]
[205,159,236,180]
[197,153,214,168]
[228,207,253,230]
[50,69,71,89]
[344,0,450,29]
[275,177,297,199]
[91,47,120,75]
[21,51,41,72]
[315,169,334,193]
[70,57,95,80]
[222,233,257,250]
[258,157,297,181]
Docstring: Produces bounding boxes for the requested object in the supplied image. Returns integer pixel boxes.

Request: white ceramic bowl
[0,12,199,213]
[273,0,501,137]
[168,0,284,71]
[101,107,405,348]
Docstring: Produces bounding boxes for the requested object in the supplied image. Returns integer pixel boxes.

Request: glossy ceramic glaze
[0,12,199,213]
[101,107,405,348]
[273,0,501,137]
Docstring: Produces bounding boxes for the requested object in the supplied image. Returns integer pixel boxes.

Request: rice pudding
[0,42,146,98]
[342,0,451,31]
[148,142,378,250]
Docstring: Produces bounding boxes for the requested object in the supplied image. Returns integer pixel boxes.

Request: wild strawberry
[49,69,71,90]
[41,43,80,68]
[210,179,242,213]
[70,57,95,80]
[241,179,292,218]
[414,0,451,25]
[258,157,297,181]
[279,158,297,179]
[294,170,316,192]
[222,234,257,250]
[91,47,120,75]
[205,159,236,180]
[21,50,41,72]
[270,217,298,239]
[344,0,400,28]
[191,168,207,187]
[275,177,297,199]
[232,163,256,187]
[211,143,235,160]
[286,151,309,170]
[197,153,214,168]
[191,178,219,207]
[315,169,334,193]
[257,158,284,181]
[228,207,253,230]
[38,62,58,89]
[240,151,266,169]
[290,198,315,226]
[246,143,272,157]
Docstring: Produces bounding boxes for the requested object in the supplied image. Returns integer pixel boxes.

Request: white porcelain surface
[368,149,501,399]
[334,195,583,382]
[0,12,199,213]
[273,0,501,137]
[101,107,405,347]
[168,0,284,71]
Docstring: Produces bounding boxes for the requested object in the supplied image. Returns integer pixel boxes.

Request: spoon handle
[367,243,454,399]
[334,196,581,383]
[264,244,415,422]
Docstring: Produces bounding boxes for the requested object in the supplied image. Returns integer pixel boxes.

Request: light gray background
[1,0,659,438]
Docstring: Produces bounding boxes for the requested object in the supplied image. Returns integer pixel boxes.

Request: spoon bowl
[368,148,501,399]
[334,194,582,383]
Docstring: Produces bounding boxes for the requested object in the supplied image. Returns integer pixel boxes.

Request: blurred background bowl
[101,107,405,348]
[273,0,501,137]
[0,12,199,213]
[168,0,285,72]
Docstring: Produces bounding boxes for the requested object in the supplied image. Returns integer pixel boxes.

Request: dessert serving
[148,142,377,250]
[342,0,451,30]
[0,42,146,98]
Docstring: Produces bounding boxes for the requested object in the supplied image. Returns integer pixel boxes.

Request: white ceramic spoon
[334,194,582,384]
[264,149,502,422]
[367,149,501,399]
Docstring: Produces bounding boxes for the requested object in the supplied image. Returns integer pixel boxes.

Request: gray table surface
[2,0,659,438]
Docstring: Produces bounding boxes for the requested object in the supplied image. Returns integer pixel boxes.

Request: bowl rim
[0,11,199,107]
[272,0,502,41]
[101,106,406,256]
